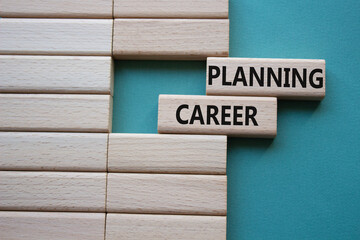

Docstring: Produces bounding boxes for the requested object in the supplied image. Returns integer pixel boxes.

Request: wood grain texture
[107,173,227,215]
[207,57,326,100]
[114,0,228,18]
[0,171,106,212]
[0,56,113,94]
[0,18,113,56]
[113,19,229,60]
[0,211,105,240]
[0,94,112,132]
[108,133,227,174]
[0,0,112,18]
[0,132,108,171]
[158,95,277,138]
[106,213,226,240]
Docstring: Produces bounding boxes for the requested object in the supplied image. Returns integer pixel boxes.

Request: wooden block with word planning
[158,95,277,138]
[114,0,228,18]
[106,214,226,240]
[0,171,106,212]
[0,212,105,240]
[0,132,108,171]
[0,18,113,56]
[113,19,229,60]
[0,56,113,94]
[0,94,112,132]
[107,173,227,215]
[0,0,113,18]
[108,133,226,174]
[207,57,326,100]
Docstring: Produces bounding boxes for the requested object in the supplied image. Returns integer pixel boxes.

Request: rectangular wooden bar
[107,173,227,215]
[0,0,113,18]
[106,214,226,240]
[158,95,277,138]
[114,0,228,18]
[0,56,113,94]
[0,18,113,56]
[108,133,226,174]
[0,211,105,240]
[0,132,108,171]
[0,171,106,212]
[0,94,112,132]
[207,57,326,100]
[113,19,229,60]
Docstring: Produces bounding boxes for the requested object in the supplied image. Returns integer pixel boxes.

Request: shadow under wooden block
[0,18,113,56]
[106,213,226,240]
[0,94,112,132]
[106,173,227,215]
[0,211,105,240]
[113,19,229,60]
[158,94,277,138]
[0,0,113,18]
[114,0,228,18]
[206,57,326,100]
[0,56,113,94]
[0,171,106,212]
[108,133,227,174]
[0,132,108,171]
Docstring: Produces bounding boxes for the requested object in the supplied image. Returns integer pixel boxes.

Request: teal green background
[112,0,360,239]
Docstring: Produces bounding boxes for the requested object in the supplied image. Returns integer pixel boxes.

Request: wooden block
[0,171,106,212]
[0,18,113,56]
[113,19,229,60]
[0,0,112,18]
[0,94,112,132]
[158,95,277,138]
[108,133,226,174]
[0,211,105,240]
[207,57,326,100]
[106,213,226,240]
[0,132,108,171]
[0,56,113,94]
[107,173,227,215]
[114,0,228,19]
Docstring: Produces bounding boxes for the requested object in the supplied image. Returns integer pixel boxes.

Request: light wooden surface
[106,213,226,240]
[0,94,112,132]
[113,19,229,60]
[107,173,227,215]
[108,133,227,174]
[0,0,112,18]
[158,95,277,138]
[0,56,113,94]
[0,171,106,212]
[0,211,105,240]
[114,0,228,18]
[0,132,108,171]
[207,57,326,100]
[0,18,113,56]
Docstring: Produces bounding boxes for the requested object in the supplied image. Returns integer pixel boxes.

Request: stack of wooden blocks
[0,0,326,239]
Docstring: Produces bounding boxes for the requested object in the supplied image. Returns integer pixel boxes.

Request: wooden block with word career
[158,95,277,138]
[0,94,112,132]
[207,57,326,100]
[107,173,227,215]
[0,132,108,171]
[113,19,229,60]
[0,0,112,18]
[0,171,106,212]
[106,214,226,240]
[0,56,113,94]
[114,0,228,19]
[0,18,113,56]
[108,133,226,174]
[0,212,105,240]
